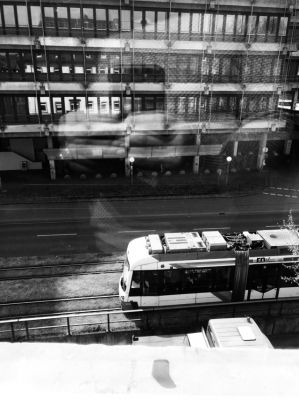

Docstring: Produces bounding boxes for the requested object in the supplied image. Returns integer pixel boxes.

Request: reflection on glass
[3,5,15,27]
[17,6,29,28]
[44,7,55,28]
[30,6,42,27]
[96,9,106,30]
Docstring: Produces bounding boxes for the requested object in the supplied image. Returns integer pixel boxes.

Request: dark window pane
[0,53,8,73]
[9,52,21,73]
[129,271,141,296]
[143,270,159,296]
[268,16,278,35]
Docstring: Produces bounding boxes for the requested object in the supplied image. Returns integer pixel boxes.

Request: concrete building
[0,0,298,179]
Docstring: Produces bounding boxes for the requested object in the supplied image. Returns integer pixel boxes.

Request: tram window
[129,271,141,296]
[162,269,182,295]
[247,264,279,293]
[280,263,297,287]
[142,270,159,296]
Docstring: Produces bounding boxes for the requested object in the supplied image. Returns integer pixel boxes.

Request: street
[0,192,299,257]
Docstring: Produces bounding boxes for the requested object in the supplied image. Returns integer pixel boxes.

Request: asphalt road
[1,192,299,257]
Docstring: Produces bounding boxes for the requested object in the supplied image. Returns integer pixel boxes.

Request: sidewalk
[0,166,298,204]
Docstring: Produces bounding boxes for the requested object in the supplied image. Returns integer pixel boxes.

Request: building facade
[0,0,298,179]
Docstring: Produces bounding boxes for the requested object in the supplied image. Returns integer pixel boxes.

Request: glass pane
[225,14,235,34]
[215,14,224,34]
[257,16,267,35]
[134,11,143,32]
[87,97,98,114]
[157,12,166,32]
[53,97,63,113]
[44,7,55,28]
[40,97,51,114]
[57,7,68,29]
[17,6,29,28]
[30,6,42,27]
[192,13,201,33]
[212,57,220,74]
[0,8,2,27]
[70,8,81,29]
[109,9,119,31]
[96,9,107,30]
[169,12,178,33]
[143,270,159,296]
[248,15,257,35]
[28,97,38,114]
[180,13,190,33]
[111,97,120,114]
[236,15,246,35]
[145,11,155,32]
[279,17,288,36]
[83,8,93,30]
[203,13,213,34]
[268,16,278,35]
[134,97,142,112]
[0,53,8,72]
[3,5,16,27]
[121,10,131,31]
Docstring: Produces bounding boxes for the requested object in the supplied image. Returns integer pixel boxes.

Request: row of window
[129,262,295,297]
[0,94,280,124]
[0,3,289,42]
[0,51,289,83]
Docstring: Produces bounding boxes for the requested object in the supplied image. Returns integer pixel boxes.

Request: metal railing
[1,297,299,342]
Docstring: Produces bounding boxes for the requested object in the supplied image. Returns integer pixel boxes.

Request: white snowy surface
[1,342,299,399]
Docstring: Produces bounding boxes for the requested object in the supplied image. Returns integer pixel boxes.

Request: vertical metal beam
[25,321,30,341]
[67,317,71,336]
[232,250,249,302]
[10,322,15,342]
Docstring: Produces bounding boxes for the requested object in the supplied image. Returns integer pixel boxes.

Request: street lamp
[226,156,232,185]
[129,157,135,185]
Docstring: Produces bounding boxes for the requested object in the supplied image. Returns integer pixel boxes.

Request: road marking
[36,233,78,237]
[192,227,231,231]
[118,229,157,233]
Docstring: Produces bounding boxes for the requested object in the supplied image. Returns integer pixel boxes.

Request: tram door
[246,264,279,300]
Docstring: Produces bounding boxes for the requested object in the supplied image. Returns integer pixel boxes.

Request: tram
[119,228,299,309]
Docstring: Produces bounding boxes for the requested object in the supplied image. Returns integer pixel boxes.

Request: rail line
[0,260,123,281]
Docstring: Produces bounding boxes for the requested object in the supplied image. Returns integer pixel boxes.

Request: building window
[278,17,288,36]
[0,53,8,73]
[57,7,68,29]
[28,97,38,114]
[96,9,107,30]
[247,15,257,36]
[121,10,131,31]
[201,57,209,75]
[222,58,231,76]
[87,97,98,114]
[44,7,55,29]
[192,13,201,33]
[49,53,60,73]
[268,16,278,36]
[3,5,16,27]
[257,16,267,35]
[40,97,51,114]
[203,13,213,34]
[111,97,120,114]
[157,12,166,32]
[61,54,72,74]
[53,97,63,113]
[273,58,282,76]
[73,53,84,74]
[134,11,143,32]
[145,11,155,32]
[180,13,190,34]
[190,56,198,74]
[109,9,119,31]
[83,8,94,30]
[110,54,120,74]
[236,15,246,35]
[70,7,81,29]
[134,97,142,112]
[212,57,220,75]
[17,6,29,28]
[225,14,235,34]
[30,6,42,27]
[169,12,178,33]
[145,97,155,111]
[215,14,224,34]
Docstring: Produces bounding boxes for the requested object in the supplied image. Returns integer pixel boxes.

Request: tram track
[0,260,123,281]
[0,293,121,319]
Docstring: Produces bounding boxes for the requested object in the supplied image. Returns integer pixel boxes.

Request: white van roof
[208,317,273,348]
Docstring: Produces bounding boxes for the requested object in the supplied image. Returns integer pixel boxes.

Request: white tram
[119,229,299,309]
